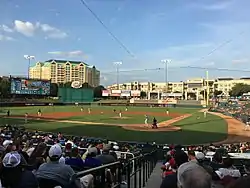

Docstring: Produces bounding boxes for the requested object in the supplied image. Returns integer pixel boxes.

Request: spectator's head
[71,147,79,158]
[49,144,62,161]
[177,162,212,188]
[223,156,233,168]
[195,152,205,162]
[103,144,112,154]
[213,152,223,163]
[0,152,23,187]
[174,150,188,167]
[87,147,98,157]
[65,142,72,153]
[187,150,196,161]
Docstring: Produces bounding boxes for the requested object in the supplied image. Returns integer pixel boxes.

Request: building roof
[45,59,89,66]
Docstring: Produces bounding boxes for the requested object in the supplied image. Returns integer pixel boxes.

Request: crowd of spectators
[160,144,250,188]
[1,123,250,188]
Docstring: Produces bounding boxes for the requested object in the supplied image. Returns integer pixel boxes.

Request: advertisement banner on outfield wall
[102,90,110,96]
[111,90,121,94]
[110,93,121,97]
[121,90,131,97]
[131,90,141,97]
[158,99,177,104]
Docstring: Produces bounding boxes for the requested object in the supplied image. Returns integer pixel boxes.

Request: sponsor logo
[71,81,82,89]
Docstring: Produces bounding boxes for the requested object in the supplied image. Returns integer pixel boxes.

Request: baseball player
[145,115,149,125]
[125,107,128,112]
[204,110,207,118]
[119,110,122,118]
[166,109,169,115]
[25,113,28,123]
[80,107,84,112]
[88,108,91,114]
[245,117,250,131]
[37,109,42,117]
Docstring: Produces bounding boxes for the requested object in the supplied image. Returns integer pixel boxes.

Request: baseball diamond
[1,105,249,144]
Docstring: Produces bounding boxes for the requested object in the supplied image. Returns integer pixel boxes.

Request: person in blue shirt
[65,147,85,170]
[84,147,102,168]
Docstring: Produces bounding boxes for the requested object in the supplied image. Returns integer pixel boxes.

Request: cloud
[0,34,14,41]
[232,59,248,64]
[0,25,13,33]
[188,1,234,11]
[14,20,36,36]
[13,20,67,39]
[48,50,86,57]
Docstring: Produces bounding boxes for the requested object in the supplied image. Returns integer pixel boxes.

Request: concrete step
[144,162,163,188]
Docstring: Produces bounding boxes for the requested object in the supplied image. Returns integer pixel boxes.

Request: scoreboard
[10,78,51,95]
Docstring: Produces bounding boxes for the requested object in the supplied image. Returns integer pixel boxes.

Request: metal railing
[70,150,158,188]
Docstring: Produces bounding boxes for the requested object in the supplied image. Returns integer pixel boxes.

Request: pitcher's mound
[112,116,130,119]
[122,124,181,132]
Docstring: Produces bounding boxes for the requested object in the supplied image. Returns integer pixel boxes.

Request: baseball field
[0,105,249,144]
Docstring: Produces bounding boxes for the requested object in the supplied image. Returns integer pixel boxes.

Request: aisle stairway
[144,162,163,188]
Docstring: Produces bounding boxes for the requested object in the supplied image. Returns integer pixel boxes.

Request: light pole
[24,55,35,79]
[161,59,171,93]
[113,61,122,90]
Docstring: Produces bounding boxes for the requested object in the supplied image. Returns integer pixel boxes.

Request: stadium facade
[29,59,100,87]
[107,77,250,100]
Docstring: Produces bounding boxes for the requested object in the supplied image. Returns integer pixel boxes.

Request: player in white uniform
[145,115,148,125]
[166,109,169,115]
[204,110,207,118]
[245,118,250,131]
[25,113,28,123]
[81,107,83,112]
[125,107,128,111]
[119,110,122,118]
[88,108,91,114]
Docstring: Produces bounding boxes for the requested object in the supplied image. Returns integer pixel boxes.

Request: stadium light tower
[24,55,35,79]
[113,61,122,90]
[161,59,171,93]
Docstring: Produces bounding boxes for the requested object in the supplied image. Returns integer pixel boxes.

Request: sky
[0,0,250,86]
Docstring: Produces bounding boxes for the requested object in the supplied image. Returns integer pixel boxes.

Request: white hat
[196,152,205,160]
[3,140,13,148]
[49,144,62,158]
[2,152,21,168]
[113,145,119,150]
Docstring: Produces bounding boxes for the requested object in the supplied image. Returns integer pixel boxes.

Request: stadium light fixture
[24,55,35,79]
[113,61,122,89]
[161,59,171,93]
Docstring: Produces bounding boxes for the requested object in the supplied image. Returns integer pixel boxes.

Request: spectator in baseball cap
[36,144,75,187]
[0,151,38,188]
[160,150,188,188]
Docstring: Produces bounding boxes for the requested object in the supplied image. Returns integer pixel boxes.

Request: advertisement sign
[131,90,141,97]
[110,93,121,97]
[121,90,131,97]
[71,81,82,89]
[158,99,177,104]
[102,90,110,97]
[111,90,121,94]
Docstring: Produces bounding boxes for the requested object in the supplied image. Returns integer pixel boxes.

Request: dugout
[58,87,94,103]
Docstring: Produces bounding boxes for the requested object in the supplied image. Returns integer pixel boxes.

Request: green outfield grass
[0,106,228,144]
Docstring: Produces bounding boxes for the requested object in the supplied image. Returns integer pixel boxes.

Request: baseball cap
[196,152,205,160]
[49,144,62,158]
[3,140,13,148]
[2,152,21,168]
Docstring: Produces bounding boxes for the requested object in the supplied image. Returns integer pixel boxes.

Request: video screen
[10,78,51,95]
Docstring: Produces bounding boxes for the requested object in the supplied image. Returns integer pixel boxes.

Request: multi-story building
[106,77,250,99]
[29,59,100,87]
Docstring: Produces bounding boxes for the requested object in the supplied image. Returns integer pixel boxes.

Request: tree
[94,85,105,98]
[229,83,250,97]
[0,78,11,98]
[50,83,58,97]
[140,91,147,98]
[214,90,223,97]
[82,82,93,89]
